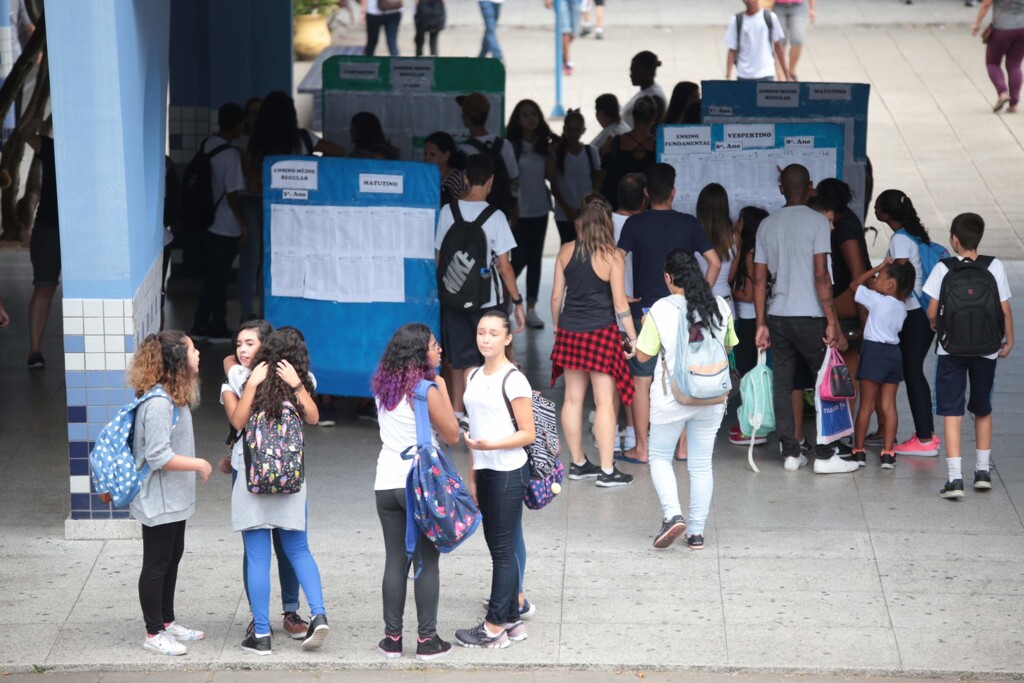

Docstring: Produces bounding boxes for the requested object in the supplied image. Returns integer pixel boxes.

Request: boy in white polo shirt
[725,0,790,81]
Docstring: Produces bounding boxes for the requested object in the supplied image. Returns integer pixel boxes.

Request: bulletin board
[700,81,870,220]
[321,56,506,162]
[262,156,441,397]
[657,122,845,217]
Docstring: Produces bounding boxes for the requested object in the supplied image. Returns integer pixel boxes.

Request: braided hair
[665,249,722,330]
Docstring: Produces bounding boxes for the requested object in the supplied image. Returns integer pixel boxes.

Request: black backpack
[437,202,499,312]
[462,137,516,220]
[936,256,1004,356]
[734,10,774,63]
[180,138,233,230]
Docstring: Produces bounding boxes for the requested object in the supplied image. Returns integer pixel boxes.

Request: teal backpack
[738,350,775,473]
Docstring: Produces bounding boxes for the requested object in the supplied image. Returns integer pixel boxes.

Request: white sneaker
[164,621,205,641]
[526,308,545,329]
[783,454,808,471]
[813,454,861,474]
[143,631,188,656]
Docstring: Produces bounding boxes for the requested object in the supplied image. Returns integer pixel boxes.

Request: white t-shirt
[885,232,925,311]
[696,247,735,301]
[459,134,520,181]
[612,212,634,299]
[463,364,531,471]
[591,120,631,150]
[375,394,439,491]
[724,9,785,80]
[434,199,518,308]
[754,205,832,318]
[643,295,733,425]
[553,145,599,222]
[517,139,551,219]
[923,256,1012,359]
[203,135,245,238]
[622,83,667,128]
[855,286,907,345]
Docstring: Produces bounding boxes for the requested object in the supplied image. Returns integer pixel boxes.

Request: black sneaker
[455,621,510,649]
[687,533,705,550]
[653,515,686,549]
[568,458,601,480]
[27,352,45,369]
[416,633,452,661]
[596,466,634,488]
[301,613,330,650]
[318,403,337,428]
[833,439,853,457]
[241,633,271,656]
[844,449,867,468]
[246,620,274,638]
[378,632,402,659]
[880,453,896,469]
[974,469,992,491]
[940,479,966,500]
[357,400,378,422]
[799,439,813,455]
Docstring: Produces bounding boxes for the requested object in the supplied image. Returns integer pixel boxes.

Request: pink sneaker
[894,434,939,457]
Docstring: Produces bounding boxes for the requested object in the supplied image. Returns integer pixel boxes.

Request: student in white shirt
[724,0,790,81]
[550,109,600,245]
[591,93,631,150]
[622,51,667,126]
[847,260,915,469]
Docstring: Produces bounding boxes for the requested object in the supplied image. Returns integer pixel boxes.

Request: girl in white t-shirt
[550,109,600,245]
[370,323,460,661]
[849,259,915,469]
[456,310,536,649]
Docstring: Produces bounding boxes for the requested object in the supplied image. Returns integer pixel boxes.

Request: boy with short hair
[725,0,790,81]
[923,213,1014,499]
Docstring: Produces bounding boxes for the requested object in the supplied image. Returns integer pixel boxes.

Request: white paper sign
[785,136,814,147]
[339,62,381,81]
[271,160,319,191]
[715,142,743,151]
[723,124,776,149]
[808,84,852,101]
[663,126,712,152]
[282,189,308,200]
[359,173,404,194]
[756,83,800,108]
[708,106,733,116]
[390,59,435,90]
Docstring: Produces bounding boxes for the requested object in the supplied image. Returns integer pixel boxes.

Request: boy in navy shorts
[923,213,1014,499]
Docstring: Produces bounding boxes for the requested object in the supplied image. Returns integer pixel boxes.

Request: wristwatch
[510,295,524,305]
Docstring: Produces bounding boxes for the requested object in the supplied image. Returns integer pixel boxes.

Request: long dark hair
[816,178,854,218]
[424,131,466,170]
[234,319,274,358]
[247,90,301,162]
[555,108,586,176]
[249,328,315,420]
[506,99,555,159]
[876,189,930,244]
[478,309,517,364]
[351,111,387,150]
[665,250,722,330]
[696,182,733,261]
[733,206,769,290]
[370,323,436,412]
[664,81,700,125]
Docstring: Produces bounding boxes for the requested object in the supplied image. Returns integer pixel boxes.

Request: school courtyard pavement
[3,0,1024,679]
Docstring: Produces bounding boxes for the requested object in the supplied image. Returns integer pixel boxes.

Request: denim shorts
[556,0,582,35]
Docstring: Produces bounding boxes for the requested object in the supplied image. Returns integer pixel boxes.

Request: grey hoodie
[129,394,197,527]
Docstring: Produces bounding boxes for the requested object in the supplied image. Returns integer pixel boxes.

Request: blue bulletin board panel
[657,122,845,217]
[263,156,441,397]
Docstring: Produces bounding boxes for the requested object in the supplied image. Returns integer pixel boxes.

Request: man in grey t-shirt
[754,164,856,475]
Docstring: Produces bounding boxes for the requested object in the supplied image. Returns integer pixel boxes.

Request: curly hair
[249,328,315,420]
[665,249,723,330]
[127,330,200,408]
[371,323,436,412]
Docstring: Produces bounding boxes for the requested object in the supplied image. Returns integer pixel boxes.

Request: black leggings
[511,215,549,304]
[139,520,186,635]
[415,28,439,56]
[555,219,576,245]
[376,489,440,636]
[899,307,935,440]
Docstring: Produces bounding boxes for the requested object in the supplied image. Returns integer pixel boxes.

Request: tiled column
[47,0,171,539]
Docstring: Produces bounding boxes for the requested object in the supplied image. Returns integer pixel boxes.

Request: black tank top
[560,245,616,332]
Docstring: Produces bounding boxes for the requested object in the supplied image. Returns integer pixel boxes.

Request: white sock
[256,632,271,638]
[484,623,503,636]
[455,410,465,420]
[977,449,991,472]
[602,467,614,475]
[947,457,963,481]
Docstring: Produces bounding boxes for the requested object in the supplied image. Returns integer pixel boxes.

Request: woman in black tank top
[550,194,639,488]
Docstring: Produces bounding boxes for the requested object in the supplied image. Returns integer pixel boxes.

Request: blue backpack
[402,379,481,576]
[89,387,178,508]
[896,228,949,308]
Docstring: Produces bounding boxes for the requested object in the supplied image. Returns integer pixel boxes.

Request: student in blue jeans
[478,0,504,60]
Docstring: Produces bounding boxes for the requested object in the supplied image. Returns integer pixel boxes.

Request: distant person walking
[414,0,446,56]
[972,0,1024,113]
[362,0,403,56]
[478,0,505,61]
[772,0,815,80]
[725,0,790,81]
[621,51,667,126]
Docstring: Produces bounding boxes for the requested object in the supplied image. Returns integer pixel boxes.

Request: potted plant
[294,0,340,61]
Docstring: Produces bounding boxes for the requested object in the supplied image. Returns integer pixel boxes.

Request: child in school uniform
[847,258,916,469]
[923,213,1014,499]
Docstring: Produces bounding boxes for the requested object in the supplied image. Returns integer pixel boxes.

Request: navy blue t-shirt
[617,209,714,317]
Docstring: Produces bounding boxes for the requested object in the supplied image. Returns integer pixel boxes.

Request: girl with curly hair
[371,323,460,660]
[231,327,329,656]
[127,330,212,656]
[633,250,738,551]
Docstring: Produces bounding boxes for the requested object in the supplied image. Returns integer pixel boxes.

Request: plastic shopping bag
[815,350,854,443]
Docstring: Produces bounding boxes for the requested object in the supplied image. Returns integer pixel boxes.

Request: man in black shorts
[27,123,60,369]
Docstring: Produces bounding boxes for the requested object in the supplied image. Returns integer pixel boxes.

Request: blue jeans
[365,12,401,56]
[513,517,526,594]
[233,469,300,613]
[477,463,528,625]
[243,525,325,636]
[478,1,503,60]
[648,405,725,536]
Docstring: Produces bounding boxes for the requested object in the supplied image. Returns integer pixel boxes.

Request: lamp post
[551,0,565,118]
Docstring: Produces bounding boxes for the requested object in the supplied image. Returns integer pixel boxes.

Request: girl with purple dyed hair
[370,323,461,661]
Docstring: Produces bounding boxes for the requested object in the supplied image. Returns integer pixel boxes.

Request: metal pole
[551,0,565,118]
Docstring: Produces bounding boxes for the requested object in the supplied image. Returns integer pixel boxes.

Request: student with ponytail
[128,331,212,656]
[875,189,941,457]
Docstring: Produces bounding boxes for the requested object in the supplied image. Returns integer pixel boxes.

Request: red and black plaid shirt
[550,323,635,405]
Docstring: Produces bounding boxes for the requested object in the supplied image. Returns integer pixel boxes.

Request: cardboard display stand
[263,156,440,397]
[321,56,506,162]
